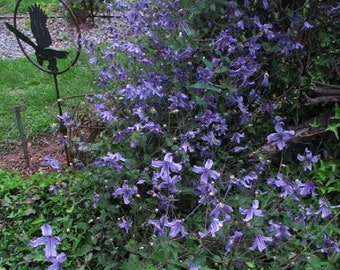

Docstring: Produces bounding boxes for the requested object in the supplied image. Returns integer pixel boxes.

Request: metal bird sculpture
[5,4,69,72]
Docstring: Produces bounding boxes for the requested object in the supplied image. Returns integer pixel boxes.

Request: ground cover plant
[1,0,340,269]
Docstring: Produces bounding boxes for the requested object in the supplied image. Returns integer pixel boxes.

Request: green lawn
[0,51,98,150]
[0,0,59,14]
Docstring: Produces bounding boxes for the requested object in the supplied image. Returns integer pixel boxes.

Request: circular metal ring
[13,0,81,75]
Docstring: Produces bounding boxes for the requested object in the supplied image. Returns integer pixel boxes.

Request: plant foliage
[1,0,339,269]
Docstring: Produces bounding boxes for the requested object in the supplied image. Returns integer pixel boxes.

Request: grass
[0,51,99,150]
[0,0,59,14]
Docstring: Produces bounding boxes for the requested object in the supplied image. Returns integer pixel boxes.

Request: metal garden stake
[11,104,30,167]
[5,0,82,166]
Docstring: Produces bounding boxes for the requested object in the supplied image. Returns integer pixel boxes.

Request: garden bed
[0,134,67,176]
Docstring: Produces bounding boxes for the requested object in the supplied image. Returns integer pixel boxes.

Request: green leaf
[66,204,75,214]
[2,195,12,207]
[153,250,167,263]
[192,95,206,107]
[206,84,221,92]
[310,117,319,128]
[121,254,141,270]
[85,252,93,263]
[331,103,340,119]
[190,82,207,89]
[78,245,93,256]
[216,65,229,74]
[202,58,214,70]
[213,255,222,263]
[245,261,256,268]
[75,221,89,231]
[306,255,330,269]
[182,25,198,39]
[326,123,340,140]
[190,83,221,93]
[31,216,45,225]
[23,207,36,216]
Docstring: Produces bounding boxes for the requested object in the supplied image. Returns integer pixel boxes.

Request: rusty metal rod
[11,104,30,167]
[53,73,71,166]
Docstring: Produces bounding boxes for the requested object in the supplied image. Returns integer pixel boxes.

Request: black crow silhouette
[5,4,69,72]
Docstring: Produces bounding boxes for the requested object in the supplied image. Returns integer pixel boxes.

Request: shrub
[3,0,340,269]
[64,0,105,23]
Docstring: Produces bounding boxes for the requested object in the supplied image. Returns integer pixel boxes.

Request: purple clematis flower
[157,175,182,193]
[181,141,194,153]
[297,148,320,171]
[196,182,219,205]
[193,159,220,185]
[197,67,215,84]
[239,199,264,222]
[30,224,61,259]
[93,192,101,209]
[48,185,58,194]
[57,113,75,127]
[168,93,189,111]
[249,234,273,252]
[152,153,182,180]
[147,215,168,237]
[262,0,269,10]
[261,72,269,87]
[194,110,221,128]
[214,30,237,52]
[187,263,200,270]
[44,156,61,171]
[314,198,339,219]
[254,16,275,39]
[245,36,261,57]
[214,118,229,136]
[199,217,224,238]
[47,252,67,270]
[298,180,317,197]
[165,219,188,238]
[201,131,221,146]
[231,132,245,144]
[98,110,117,125]
[267,220,291,239]
[267,122,295,150]
[210,202,233,220]
[94,152,126,171]
[302,21,314,30]
[112,180,138,205]
[118,217,133,233]
[225,231,243,254]
[320,234,340,253]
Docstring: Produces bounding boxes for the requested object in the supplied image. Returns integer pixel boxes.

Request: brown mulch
[0,134,68,177]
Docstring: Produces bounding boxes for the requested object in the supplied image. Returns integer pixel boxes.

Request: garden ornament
[5,0,82,166]
[5,4,69,73]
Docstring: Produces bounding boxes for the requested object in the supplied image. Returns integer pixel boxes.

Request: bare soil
[0,134,68,177]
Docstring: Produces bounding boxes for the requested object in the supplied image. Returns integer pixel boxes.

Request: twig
[303,92,340,106]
